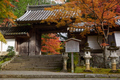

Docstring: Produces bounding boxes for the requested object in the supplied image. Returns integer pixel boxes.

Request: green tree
[12,0,36,18]
[12,0,54,18]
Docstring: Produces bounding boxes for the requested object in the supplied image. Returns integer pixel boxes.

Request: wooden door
[19,38,29,55]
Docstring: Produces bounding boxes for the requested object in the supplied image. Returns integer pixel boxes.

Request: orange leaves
[0,0,18,19]
[101,43,109,46]
[103,11,116,20]
[116,5,120,13]
[0,0,18,43]
[15,0,19,2]
[108,32,114,35]
[96,26,102,32]
[41,34,62,55]
[42,0,120,41]
[75,18,82,23]
[56,20,66,27]
[0,18,17,27]
[86,18,94,22]
[3,0,15,7]
[80,28,90,38]
[7,11,17,19]
[10,4,15,8]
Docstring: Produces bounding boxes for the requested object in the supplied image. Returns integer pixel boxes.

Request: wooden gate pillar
[67,30,71,38]
[36,30,42,55]
[29,28,36,56]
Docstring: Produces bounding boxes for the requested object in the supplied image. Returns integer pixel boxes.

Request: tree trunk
[97,35,108,68]
[103,46,107,68]
[78,53,81,66]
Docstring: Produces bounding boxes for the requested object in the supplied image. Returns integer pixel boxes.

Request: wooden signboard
[65,38,81,52]
[65,38,81,73]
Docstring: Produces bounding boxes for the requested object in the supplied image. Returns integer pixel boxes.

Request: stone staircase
[1,54,63,71]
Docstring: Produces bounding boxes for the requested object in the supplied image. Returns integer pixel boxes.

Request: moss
[75,66,120,74]
[0,57,12,70]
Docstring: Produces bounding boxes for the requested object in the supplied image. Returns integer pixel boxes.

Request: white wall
[51,0,65,4]
[0,39,15,51]
[114,31,120,47]
[88,36,102,49]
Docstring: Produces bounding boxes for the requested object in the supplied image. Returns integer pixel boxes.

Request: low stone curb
[0,74,120,78]
[0,75,84,78]
[0,55,17,69]
[109,74,120,78]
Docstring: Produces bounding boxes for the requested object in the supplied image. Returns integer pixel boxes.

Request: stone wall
[80,51,120,68]
[90,54,120,68]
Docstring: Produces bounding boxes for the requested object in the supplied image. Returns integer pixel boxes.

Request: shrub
[7,51,15,57]
[7,46,14,52]
[6,46,15,57]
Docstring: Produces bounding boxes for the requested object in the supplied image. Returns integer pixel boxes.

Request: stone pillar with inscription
[62,52,69,72]
[61,47,69,72]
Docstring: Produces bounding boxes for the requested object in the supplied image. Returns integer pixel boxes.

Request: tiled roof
[15,4,77,24]
[16,10,54,22]
[67,22,94,32]
[16,4,61,23]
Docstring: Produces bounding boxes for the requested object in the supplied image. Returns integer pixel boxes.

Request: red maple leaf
[101,43,109,46]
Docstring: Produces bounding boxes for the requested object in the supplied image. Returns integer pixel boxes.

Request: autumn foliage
[41,33,62,55]
[0,0,17,19]
[0,32,7,43]
[0,0,18,43]
[0,0,19,28]
[42,0,120,67]
[43,0,120,47]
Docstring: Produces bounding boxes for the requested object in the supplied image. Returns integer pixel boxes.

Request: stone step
[2,55,63,71]
[2,64,62,68]
[12,56,62,63]
[2,67,61,71]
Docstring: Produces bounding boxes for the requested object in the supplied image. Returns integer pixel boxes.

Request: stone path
[0,71,120,78]
[0,78,120,80]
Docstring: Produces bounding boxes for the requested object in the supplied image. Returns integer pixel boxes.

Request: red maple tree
[41,33,62,55]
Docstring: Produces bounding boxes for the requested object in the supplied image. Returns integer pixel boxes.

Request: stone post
[111,57,117,70]
[71,52,74,73]
[84,51,92,72]
[62,52,69,72]
[110,52,118,72]
[83,43,92,72]
[107,44,119,72]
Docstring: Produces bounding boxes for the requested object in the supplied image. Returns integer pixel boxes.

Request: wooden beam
[34,23,68,29]
[40,28,67,33]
